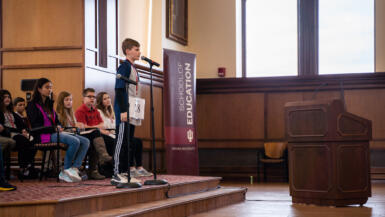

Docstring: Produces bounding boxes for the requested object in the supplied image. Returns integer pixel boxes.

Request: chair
[30,126,67,182]
[4,150,18,181]
[257,142,288,182]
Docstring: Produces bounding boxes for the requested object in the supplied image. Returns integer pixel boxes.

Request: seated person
[56,91,92,178]
[96,92,116,155]
[14,97,30,128]
[75,88,112,179]
[129,137,153,178]
[97,92,151,178]
[0,90,36,178]
[27,78,89,183]
[0,143,16,191]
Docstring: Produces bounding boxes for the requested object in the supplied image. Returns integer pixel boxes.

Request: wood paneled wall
[1,0,84,109]
[197,73,385,179]
[0,0,166,171]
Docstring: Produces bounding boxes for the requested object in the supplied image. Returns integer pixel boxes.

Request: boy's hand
[121,112,128,122]
[0,124,3,132]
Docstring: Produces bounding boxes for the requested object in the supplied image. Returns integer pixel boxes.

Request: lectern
[285,99,372,206]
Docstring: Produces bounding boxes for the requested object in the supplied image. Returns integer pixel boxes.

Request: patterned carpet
[0,175,216,204]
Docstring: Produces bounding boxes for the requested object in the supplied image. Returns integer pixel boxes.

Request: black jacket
[0,111,28,137]
[26,102,61,143]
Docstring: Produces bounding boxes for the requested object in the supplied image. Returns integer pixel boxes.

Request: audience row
[0,77,152,191]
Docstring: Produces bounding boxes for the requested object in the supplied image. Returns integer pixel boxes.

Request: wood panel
[3,68,84,110]
[267,92,302,139]
[3,49,83,65]
[0,204,55,217]
[2,0,83,48]
[197,93,264,140]
[197,73,385,94]
[345,89,385,139]
[197,76,385,180]
[1,0,84,104]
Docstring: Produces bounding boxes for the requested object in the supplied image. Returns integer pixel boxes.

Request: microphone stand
[144,63,168,185]
[116,78,142,188]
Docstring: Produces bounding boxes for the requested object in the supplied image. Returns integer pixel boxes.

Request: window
[245,0,297,77]
[243,0,375,77]
[319,0,374,74]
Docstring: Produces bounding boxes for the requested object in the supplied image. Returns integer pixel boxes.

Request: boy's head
[82,88,96,108]
[122,38,141,61]
[13,97,26,114]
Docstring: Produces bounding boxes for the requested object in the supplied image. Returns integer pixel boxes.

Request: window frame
[242,0,376,78]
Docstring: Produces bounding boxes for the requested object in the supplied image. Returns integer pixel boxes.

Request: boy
[14,97,29,127]
[111,38,151,185]
[75,88,113,179]
[14,97,26,118]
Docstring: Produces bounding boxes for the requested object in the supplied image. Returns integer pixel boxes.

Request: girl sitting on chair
[26,78,90,182]
[0,89,36,179]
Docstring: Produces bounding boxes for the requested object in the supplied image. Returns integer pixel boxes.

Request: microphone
[116,74,137,85]
[141,56,160,67]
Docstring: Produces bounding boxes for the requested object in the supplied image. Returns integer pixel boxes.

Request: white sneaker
[111,173,128,186]
[130,169,141,178]
[59,171,73,183]
[129,177,141,183]
[71,167,80,175]
[64,169,81,182]
[136,168,153,177]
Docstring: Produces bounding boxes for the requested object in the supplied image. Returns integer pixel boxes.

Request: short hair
[13,97,25,105]
[122,38,140,55]
[82,88,95,97]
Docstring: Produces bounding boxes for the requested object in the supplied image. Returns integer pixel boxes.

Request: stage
[0,175,246,217]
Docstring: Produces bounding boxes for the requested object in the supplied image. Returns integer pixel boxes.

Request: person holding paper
[111,38,151,186]
[75,88,113,180]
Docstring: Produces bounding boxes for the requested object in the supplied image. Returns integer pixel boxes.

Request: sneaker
[129,177,141,183]
[73,167,88,181]
[121,173,141,183]
[64,169,81,182]
[130,169,141,178]
[59,171,73,183]
[136,168,153,177]
[0,178,17,191]
[71,167,80,175]
[111,173,128,186]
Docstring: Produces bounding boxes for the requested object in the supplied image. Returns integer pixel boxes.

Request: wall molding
[2,63,82,69]
[0,46,83,52]
[197,73,385,94]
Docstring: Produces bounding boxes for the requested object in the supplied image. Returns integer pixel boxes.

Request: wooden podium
[285,99,372,206]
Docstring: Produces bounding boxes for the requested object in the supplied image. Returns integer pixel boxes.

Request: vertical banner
[163,49,199,175]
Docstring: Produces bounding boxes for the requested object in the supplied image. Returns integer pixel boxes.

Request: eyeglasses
[85,95,96,99]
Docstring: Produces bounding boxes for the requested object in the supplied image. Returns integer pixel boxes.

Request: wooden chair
[30,126,67,182]
[257,142,288,182]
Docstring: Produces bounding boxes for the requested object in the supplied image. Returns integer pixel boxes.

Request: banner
[163,49,199,175]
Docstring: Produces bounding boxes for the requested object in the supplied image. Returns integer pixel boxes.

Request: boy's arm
[115,88,127,113]
[115,61,131,121]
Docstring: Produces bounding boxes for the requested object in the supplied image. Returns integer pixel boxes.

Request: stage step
[0,175,235,217]
[75,187,246,217]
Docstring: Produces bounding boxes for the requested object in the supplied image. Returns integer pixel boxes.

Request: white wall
[118,0,149,58]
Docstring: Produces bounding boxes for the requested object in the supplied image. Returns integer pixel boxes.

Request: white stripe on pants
[114,122,125,175]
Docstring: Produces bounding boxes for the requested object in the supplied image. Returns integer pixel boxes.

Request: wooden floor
[190,180,385,217]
